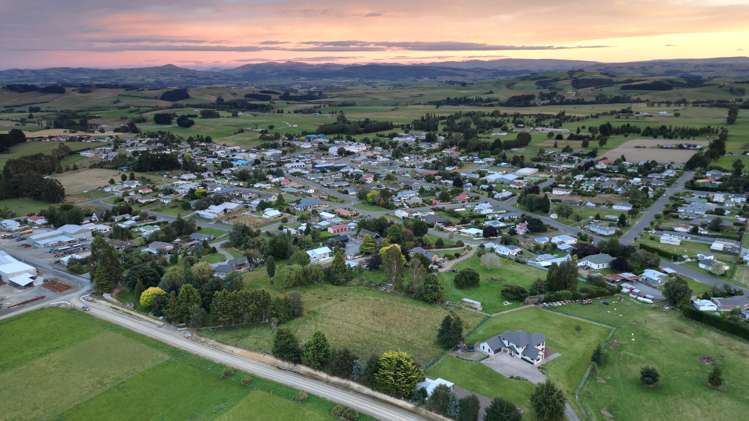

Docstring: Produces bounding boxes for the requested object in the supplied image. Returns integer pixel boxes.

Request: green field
[426,356,535,411]
[557,298,749,421]
[204,279,485,365]
[0,197,51,215]
[0,141,100,169]
[440,253,547,314]
[0,308,366,421]
[464,306,611,410]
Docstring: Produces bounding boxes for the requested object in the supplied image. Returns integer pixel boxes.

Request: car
[81,305,90,312]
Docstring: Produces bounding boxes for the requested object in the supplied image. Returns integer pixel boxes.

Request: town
[2,12,749,420]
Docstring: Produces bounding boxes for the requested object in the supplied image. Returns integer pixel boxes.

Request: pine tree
[485,397,521,421]
[272,329,302,363]
[266,256,276,278]
[437,314,463,349]
[530,381,566,421]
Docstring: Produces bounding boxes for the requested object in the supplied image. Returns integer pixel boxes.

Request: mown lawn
[426,356,534,412]
[0,308,368,421]
[557,298,749,421]
[440,254,547,314]
[0,197,51,216]
[465,306,611,409]
[204,282,485,366]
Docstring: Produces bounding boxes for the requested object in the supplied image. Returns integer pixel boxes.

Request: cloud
[294,40,610,52]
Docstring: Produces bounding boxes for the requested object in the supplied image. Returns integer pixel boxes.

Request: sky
[0,0,748,69]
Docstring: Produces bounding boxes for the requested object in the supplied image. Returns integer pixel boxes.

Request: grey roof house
[479,330,546,365]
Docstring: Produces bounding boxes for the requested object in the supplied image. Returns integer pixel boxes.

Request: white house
[660,234,682,246]
[692,299,718,312]
[0,219,21,232]
[263,208,282,219]
[306,246,333,263]
[641,269,668,286]
[196,202,242,220]
[479,330,546,366]
[416,378,454,397]
[578,253,615,270]
[459,227,484,238]
[485,243,523,257]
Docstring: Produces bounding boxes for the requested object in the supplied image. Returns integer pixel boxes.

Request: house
[711,240,739,254]
[551,234,577,246]
[660,234,682,246]
[416,378,454,397]
[529,254,571,268]
[196,202,241,220]
[479,330,546,365]
[306,246,333,263]
[485,243,523,257]
[327,224,350,234]
[263,208,282,219]
[190,232,214,242]
[295,197,322,211]
[641,269,668,286]
[578,253,615,270]
[143,241,175,255]
[409,247,437,263]
[459,227,484,238]
[612,202,633,212]
[587,224,616,237]
[692,299,718,312]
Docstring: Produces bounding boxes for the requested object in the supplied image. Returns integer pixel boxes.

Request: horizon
[3,55,749,72]
[1,1,749,69]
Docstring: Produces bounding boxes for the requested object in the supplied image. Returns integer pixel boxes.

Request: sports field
[0,308,365,421]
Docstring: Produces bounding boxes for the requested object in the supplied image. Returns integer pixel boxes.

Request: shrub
[331,405,359,421]
[640,366,660,387]
[294,390,309,402]
[240,375,253,385]
[139,286,166,308]
[501,284,529,302]
[222,366,236,379]
[454,268,480,289]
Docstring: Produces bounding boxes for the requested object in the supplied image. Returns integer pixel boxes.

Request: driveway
[481,352,546,384]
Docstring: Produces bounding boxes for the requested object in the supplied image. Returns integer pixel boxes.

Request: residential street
[619,171,693,246]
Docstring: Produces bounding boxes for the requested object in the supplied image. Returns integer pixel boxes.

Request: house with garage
[306,246,333,263]
[479,330,546,365]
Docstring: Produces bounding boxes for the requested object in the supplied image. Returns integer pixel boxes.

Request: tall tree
[426,384,453,416]
[374,351,423,399]
[457,395,480,421]
[530,381,566,421]
[437,314,463,349]
[302,331,332,370]
[663,278,691,307]
[484,397,521,421]
[272,328,302,363]
[379,244,405,287]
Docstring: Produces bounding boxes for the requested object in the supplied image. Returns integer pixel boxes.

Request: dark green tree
[272,329,302,363]
[437,313,463,349]
[640,366,660,387]
[302,331,332,370]
[457,395,480,421]
[485,397,521,421]
[663,278,691,307]
[530,381,566,421]
[425,384,453,416]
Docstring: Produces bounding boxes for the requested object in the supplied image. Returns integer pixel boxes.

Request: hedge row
[682,306,749,341]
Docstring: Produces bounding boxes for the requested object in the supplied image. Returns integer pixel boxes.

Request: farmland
[557,298,749,421]
[0,308,360,421]
[203,278,485,366]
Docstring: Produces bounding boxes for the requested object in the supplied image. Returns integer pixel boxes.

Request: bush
[454,268,480,289]
[640,366,660,386]
[240,375,253,385]
[331,405,359,421]
[542,290,579,303]
[294,391,309,402]
[222,366,236,379]
[139,286,166,308]
[501,284,529,302]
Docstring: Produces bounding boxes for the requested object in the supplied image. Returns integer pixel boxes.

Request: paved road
[81,299,427,421]
[619,171,693,246]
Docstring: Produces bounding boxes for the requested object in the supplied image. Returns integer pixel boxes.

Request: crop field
[0,308,358,421]
[465,306,611,408]
[597,138,707,163]
[557,298,749,421]
[439,253,547,314]
[204,280,485,365]
[52,168,122,195]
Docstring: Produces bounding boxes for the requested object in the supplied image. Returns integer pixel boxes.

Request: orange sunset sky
[0,0,748,68]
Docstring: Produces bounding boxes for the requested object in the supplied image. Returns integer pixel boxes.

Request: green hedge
[639,242,681,260]
[682,307,749,341]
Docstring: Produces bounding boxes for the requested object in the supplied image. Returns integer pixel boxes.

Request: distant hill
[1,57,747,86]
